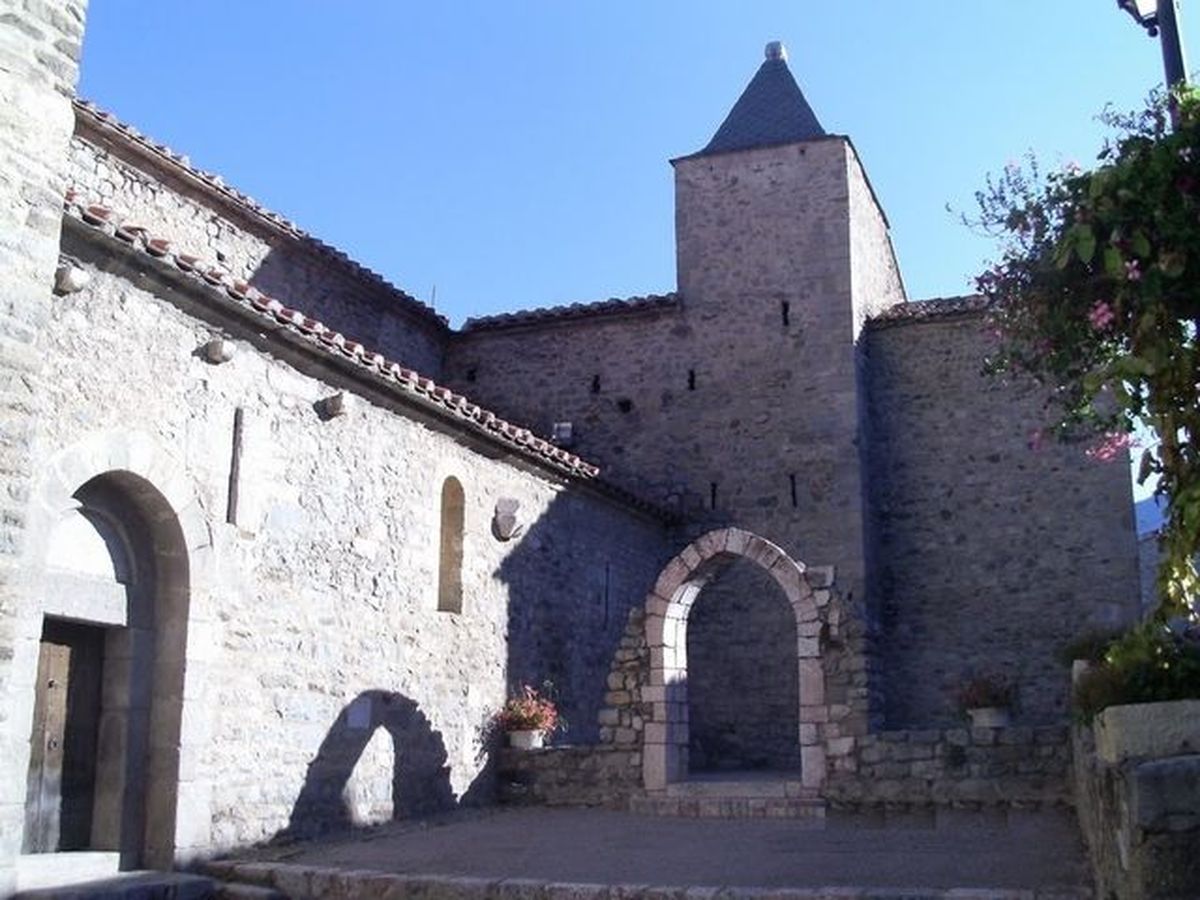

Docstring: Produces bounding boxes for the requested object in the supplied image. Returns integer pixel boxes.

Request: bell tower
[670,41,905,607]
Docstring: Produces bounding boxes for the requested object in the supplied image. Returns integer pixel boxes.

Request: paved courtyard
[244,806,1091,893]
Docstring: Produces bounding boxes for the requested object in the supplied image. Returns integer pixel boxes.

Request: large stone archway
[4,430,217,877]
[642,528,828,792]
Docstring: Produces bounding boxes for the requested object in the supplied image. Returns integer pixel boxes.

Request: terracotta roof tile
[63,192,668,500]
[461,293,680,332]
[867,295,988,326]
[73,99,448,330]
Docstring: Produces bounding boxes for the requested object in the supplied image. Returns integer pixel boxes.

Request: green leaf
[1104,246,1123,276]
[1133,230,1152,257]
[1076,227,1097,263]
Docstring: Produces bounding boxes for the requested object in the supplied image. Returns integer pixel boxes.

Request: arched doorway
[23,472,191,869]
[687,557,799,772]
[642,528,826,792]
[8,431,214,887]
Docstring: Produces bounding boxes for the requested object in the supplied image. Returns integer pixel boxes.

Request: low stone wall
[825,725,1071,809]
[1073,716,1200,899]
[496,746,642,808]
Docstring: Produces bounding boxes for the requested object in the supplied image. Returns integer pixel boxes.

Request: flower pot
[967,706,1011,728]
[507,729,545,750]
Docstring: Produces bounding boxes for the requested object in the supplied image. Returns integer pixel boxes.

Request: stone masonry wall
[67,124,447,374]
[867,310,1141,728]
[12,223,670,855]
[687,559,800,771]
[0,0,89,890]
[825,725,1072,809]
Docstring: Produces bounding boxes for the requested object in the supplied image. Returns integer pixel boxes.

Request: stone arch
[641,527,826,792]
[10,430,216,869]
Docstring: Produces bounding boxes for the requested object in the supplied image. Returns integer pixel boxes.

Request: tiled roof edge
[867,295,988,326]
[72,99,448,330]
[461,293,680,333]
[63,191,677,522]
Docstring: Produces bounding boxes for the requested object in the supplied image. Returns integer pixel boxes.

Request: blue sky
[78,2,1198,332]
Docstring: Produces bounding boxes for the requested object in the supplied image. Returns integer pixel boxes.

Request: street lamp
[1117,0,1189,88]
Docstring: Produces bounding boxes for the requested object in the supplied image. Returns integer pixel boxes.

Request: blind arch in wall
[438,477,465,613]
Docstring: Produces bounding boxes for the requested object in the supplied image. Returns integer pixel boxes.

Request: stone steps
[629,774,826,818]
[13,871,218,899]
[201,860,1092,899]
[631,793,827,818]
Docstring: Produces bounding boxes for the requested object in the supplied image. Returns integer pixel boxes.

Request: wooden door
[23,619,105,853]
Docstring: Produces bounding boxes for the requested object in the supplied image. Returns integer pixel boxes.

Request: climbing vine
[973,88,1200,620]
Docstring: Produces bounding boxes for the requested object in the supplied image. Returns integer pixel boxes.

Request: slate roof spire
[697,41,826,157]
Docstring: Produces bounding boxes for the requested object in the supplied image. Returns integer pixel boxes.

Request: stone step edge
[630,798,827,818]
[200,860,1091,900]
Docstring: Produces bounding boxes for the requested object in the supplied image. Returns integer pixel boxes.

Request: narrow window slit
[226,407,244,525]
[688,369,696,390]
[591,374,601,394]
[465,367,477,383]
[789,473,798,508]
[781,301,791,327]
[709,482,718,510]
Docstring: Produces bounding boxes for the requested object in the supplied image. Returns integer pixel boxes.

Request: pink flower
[1027,428,1046,452]
[1125,259,1142,282]
[1088,301,1115,331]
[1086,432,1132,462]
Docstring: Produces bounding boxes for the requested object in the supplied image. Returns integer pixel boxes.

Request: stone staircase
[13,870,285,899]
[630,772,826,818]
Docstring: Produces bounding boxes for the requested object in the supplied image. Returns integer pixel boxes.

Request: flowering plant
[972,87,1200,620]
[496,684,559,734]
[957,673,1016,711]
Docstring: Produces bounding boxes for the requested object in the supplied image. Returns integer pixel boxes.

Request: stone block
[1095,700,1200,764]
[1131,753,1200,832]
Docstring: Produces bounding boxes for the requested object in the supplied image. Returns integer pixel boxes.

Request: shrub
[1057,627,1124,666]
[1073,619,1200,722]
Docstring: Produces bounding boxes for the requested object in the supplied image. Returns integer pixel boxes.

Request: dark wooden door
[23,619,105,853]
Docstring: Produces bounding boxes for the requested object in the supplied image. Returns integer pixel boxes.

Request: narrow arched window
[438,477,465,613]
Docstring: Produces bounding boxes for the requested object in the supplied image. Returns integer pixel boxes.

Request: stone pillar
[0,0,89,890]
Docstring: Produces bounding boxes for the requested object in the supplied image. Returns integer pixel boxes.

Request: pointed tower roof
[696,42,825,157]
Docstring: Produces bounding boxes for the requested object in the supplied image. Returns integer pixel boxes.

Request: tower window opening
[688,369,696,391]
[781,301,790,327]
[591,374,601,394]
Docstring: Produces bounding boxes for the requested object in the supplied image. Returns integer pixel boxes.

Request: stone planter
[507,729,545,750]
[967,707,1011,728]
[1094,699,1200,764]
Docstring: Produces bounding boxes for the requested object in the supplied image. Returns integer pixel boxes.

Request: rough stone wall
[0,0,88,890]
[1073,725,1200,899]
[16,231,669,854]
[825,724,1072,809]
[867,311,1141,727]
[66,129,447,374]
[495,746,641,808]
[846,144,905,332]
[686,559,800,771]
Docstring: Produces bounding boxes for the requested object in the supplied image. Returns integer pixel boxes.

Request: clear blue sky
[78,2,1196,333]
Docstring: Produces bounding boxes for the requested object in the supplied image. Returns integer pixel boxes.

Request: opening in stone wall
[685,556,800,772]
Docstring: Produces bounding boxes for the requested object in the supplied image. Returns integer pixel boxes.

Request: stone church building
[0,4,1139,892]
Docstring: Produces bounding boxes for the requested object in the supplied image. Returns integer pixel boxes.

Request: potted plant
[958,673,1016,728]
[497,684,559,750]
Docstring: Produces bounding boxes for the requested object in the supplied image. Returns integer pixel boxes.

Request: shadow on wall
[493,491,669,746]
[276,690,487,842]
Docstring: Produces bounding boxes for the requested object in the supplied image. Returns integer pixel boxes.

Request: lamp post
[1117,0,1190,88]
